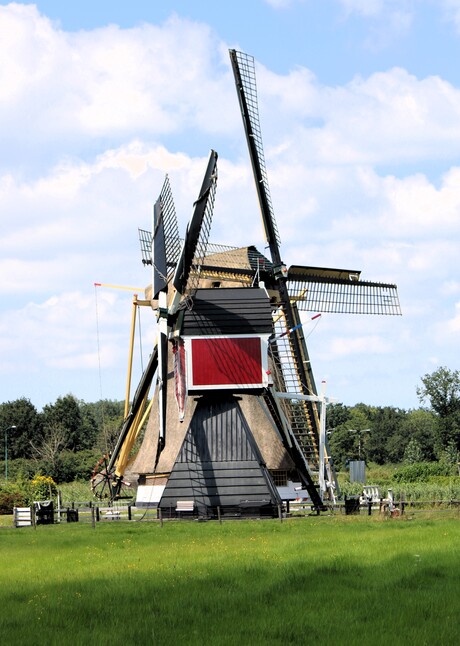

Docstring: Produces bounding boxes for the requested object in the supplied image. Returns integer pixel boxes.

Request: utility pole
[4,425,17,481]
[348,428,371,460]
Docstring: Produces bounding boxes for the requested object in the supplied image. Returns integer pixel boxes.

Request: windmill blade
[261,389,324,509]
[229,50,282,260]
[231,50,326,496]
[289,265,362,282]
[157,318,168,452]
[287,265,401,315]
[107,345,158,474]
[171,149,218,311]
[152,174,181,299]
[91,344,158,500]
[138,175,181,299]
[156,151,217,451]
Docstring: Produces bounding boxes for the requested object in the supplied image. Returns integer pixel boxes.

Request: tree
[328,405,372,466]
[326,403,351,430]
[417,367,460,450]
[78,402,99,449]
[366,406,406,464]
[80,400,124,453]
[41,395,85,451]
[30,422,67,473]
[403,438,423,464]
[397,408,438,462]
[417,367,460,417]
[0,398,43,459]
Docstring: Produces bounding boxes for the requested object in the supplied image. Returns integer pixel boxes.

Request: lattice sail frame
[138,174,181,281]
[288,275,401,315]
[183,164,218,299]
[230,50,281,248]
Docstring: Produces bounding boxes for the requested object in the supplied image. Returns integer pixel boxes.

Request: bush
[30,475,57,500]
[393,461,453,483]
[0,484,27,514]
[36,449,100,483]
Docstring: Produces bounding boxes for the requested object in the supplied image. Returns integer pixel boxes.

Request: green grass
[1,516,459,645]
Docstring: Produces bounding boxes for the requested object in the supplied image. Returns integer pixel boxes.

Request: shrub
[30,475,57,500]
[392,461,453,483]
[0,484,27,514]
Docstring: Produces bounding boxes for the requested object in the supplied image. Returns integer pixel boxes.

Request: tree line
[0,396,126,482]
[0,366,459,484]
[328,366,460,468]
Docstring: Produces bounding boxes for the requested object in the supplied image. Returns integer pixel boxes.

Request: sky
[1,0,460,412]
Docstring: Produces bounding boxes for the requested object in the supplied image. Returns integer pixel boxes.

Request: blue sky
[1,0,460,411]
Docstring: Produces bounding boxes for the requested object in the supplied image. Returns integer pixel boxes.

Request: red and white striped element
[271,313,321,343]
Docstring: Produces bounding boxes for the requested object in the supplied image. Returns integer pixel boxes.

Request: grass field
[1,515,459,645]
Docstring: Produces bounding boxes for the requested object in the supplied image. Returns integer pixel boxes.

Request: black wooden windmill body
[91,50,401,515]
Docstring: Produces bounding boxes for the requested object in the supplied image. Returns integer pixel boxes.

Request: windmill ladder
[271,309,320,472]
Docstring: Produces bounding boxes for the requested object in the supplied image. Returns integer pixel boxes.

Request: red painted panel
[191,337,262,386]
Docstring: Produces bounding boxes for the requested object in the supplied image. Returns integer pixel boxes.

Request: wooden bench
[175,500,195,515]
[100,508,121,520]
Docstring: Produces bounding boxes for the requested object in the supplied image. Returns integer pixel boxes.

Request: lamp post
[4,425,17,481]
[348,428,371,460]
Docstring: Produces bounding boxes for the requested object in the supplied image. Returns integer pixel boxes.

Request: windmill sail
[138,174,181,298]
[172,150,218,303]
[288,266,402,315]
[159,150,218,451]
[229,50,281,253]
[230,49,326,504]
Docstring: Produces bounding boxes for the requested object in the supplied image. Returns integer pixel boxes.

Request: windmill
[91,50,401,515]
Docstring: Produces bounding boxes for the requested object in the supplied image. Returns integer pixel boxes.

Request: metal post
[4,425,17,481]
[318,382,326,502]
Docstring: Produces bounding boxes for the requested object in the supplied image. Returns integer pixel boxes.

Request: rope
[94,284,104,401]
[94,284,109,454]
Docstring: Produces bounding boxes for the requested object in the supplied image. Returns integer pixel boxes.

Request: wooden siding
[159,395,280,516]
[181,287,272,336]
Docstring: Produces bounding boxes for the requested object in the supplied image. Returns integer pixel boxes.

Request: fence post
[91,506,96,529]
[217,506,222,524]
[159,508,163,527]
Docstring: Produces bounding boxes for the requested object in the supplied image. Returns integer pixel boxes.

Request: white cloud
[263,0,304,8]
[0,4,234,165]
[441,0,460,31]
[246,64,460,204]
[338,0,386,16]
[321,334,392,360]
[445,302,460,334]
[1,2,460,410]
[0,142,224,295]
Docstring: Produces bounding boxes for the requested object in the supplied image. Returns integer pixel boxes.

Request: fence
[11,497,460,528]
